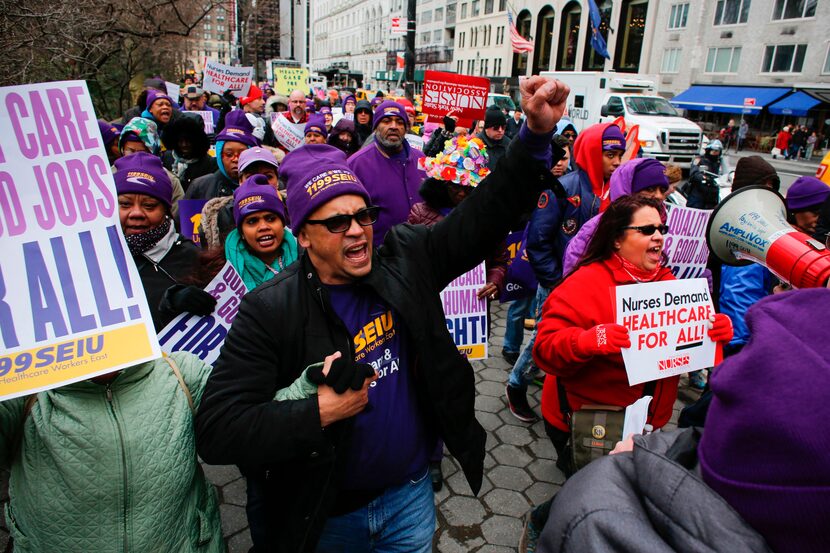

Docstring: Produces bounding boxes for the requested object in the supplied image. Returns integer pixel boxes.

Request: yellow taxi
[817,150,830,185]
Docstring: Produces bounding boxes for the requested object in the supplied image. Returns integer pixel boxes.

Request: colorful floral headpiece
[418,135,491,187]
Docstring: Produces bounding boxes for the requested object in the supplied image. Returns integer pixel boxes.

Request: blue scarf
[224,227,299,291]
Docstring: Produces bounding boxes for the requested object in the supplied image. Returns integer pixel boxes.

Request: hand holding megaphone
[707,186,830,289]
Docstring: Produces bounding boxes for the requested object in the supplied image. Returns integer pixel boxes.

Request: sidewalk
[724,148,820,177]
[0,301,699,552]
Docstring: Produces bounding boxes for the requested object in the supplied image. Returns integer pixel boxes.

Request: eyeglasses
[492,125,506,130]
[305,206,380,233]
[622,224,669,236]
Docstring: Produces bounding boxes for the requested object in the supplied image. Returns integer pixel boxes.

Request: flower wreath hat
[419,135,491,187]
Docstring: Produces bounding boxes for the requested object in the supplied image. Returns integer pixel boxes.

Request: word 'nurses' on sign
[615,278,716,386]
[0,81,161,402]
[422,71,490,124]
[441,263,488,360]
[158,262,247,366]
[663,204,712,279]
[202,60,254,98]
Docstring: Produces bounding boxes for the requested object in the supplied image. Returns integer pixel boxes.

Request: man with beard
[347,100,426,246]
[182,85,221,132]
[272,89,310,152]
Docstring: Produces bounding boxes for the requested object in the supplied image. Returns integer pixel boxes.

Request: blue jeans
[315,468,435,553]
[503,295,534,353]
[508,285,551,391]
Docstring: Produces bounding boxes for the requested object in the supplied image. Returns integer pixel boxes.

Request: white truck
[540,71,703,168]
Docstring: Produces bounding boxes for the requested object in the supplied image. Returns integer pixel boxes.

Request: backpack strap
[164,355,195,415]
[23,395,38,418]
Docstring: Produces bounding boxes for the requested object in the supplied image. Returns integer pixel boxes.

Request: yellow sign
[274,68,309,96]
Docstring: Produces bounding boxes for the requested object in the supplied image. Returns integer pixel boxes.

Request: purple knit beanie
[145,89,174,110]
[216,110,260,147]
[304,114,328,139]
[113,152,173,207]
[98,120,122,147]
[630,158,669,194]
[601,124,626,151]
[699,288,830,553]
[372,100,408,130]
[281,144,371,229]
[786,176,830,212]
[233,175,286,225]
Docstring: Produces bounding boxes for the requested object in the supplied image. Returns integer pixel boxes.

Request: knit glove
[707,313,734,343]
[575,324,631,357]
[162,284,217,317]
[320,356,376,394]
[443,115,457,134]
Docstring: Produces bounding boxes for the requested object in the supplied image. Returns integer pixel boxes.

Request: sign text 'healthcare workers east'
[441,263,488,360]
[616,278,715,385]
[0,81,161,401]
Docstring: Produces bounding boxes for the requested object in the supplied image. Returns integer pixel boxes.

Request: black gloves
[162,285,217,317]
[443,115,457,134]
[307,355,375,394]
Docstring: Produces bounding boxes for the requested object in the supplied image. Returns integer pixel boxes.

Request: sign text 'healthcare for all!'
[0,81,160,401]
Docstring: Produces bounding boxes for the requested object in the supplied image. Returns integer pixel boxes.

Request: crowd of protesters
[1,71,829,553]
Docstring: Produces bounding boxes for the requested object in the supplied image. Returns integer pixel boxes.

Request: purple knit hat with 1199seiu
[281,144,371,230]
[113,152,173,207]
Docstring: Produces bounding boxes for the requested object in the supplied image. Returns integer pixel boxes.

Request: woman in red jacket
[532,195,732,475]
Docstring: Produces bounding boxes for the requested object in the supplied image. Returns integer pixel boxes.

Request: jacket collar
[55,358,157,395]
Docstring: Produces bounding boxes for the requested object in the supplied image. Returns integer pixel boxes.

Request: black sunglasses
[305,206,380,233]
[622,224,669,236]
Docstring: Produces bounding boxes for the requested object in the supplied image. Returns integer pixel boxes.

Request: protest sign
[274,67,309,96]
[499,230,537,302]
[193,110,216,134]
[178,199,209,246]
[202,60,254,98]
[441,263,488,360]
[0,81,161,401]
[165,81,181,102]
[422,71,490,123]
[158,262,247,365]
[405,134,424,151]
[616,278,715,386]
[664,204,712,279]
[271,115,305,151]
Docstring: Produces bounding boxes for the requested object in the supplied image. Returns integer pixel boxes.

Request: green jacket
[0,352,224,553]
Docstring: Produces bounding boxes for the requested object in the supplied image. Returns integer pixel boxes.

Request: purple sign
[499,230,538,303]
[178,199,208,246]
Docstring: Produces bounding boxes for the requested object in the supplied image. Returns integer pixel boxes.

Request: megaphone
[707,185,830,288]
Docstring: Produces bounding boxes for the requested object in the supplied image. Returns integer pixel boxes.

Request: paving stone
[226,529,254,553]
[483,488,531,518]
[477,379,506,398]
[528,437,557,460]
[483,452,496,470]
[441,454,460,478]
[219,504,249,538]
[490,444,532,468]
[435,531,485,553]
[478,368,507,382]
[477,411,505,432]
[487,465,533,491]
[475,394,503,413]
[440,496,487,526]
[202,463,243,487]
[446,471,492,497]
[527,458,565,484]
[494,424,535,446]
[475,545,515,553]
[480,514,524,547]
[221,477,248,507]
[525,481,560,505]
[498,408,538,427]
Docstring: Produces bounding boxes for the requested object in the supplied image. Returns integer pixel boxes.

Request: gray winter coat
[538,428,773,553]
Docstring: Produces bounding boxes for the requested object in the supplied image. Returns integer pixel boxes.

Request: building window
[485,0,494,14]
[661,48,681,73]
[499,0,507,10]
[435,7,443,20]
[421,11,432,24]
[512,10,533,76]
[714,0,751,25]
[557,1,581,71]
[761,44,807,72]
[467,59,475,74]
[434,29,442,42]
[772,0,816,19]
[494,58,502,75]
[583,0,612,70]
[614,0,648,73]
[459,31,465,48]
[461,3,468,19]
[824,45,830,74]
[533,6,555,73]
[458,60,464,73]
[496,26,504,45]
[705,46,742,72]
[421,31,430,44]
[668,3,689,29]
[472,0,480,17]
[472,27,478,47]
[480,58,486,75]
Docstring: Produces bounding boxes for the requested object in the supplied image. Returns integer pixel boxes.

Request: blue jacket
[527,168,602,287]
[719,264,772,346]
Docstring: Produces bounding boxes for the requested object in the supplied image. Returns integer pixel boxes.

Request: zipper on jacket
[106,384,130,553]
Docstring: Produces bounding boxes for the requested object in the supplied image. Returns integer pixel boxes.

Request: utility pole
[405,0,416,101]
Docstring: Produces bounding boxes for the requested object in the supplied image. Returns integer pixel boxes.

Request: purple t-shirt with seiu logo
[326,283,434,490]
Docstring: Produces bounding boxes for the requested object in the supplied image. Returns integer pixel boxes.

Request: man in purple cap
[303,115,328,145]
[185,110,260,201]
[347,100,427,246]
[195,76,572,553]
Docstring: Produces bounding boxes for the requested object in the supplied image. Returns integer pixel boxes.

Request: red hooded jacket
[572,122,622,212]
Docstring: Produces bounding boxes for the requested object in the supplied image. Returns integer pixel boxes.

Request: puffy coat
[185,169,238,202]
[0,352,224,553]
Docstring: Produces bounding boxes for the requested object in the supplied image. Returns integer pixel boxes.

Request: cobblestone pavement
[0,301,697,552]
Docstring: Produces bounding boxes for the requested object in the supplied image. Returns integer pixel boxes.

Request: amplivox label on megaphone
[707,185,830,288]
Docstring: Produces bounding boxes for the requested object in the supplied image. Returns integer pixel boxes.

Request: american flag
[508,10,535,53]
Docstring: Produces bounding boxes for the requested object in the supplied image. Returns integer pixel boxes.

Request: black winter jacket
[195,138,563,552]
[184,169,237,201]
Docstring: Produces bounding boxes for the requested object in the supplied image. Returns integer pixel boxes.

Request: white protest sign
[193,110,215,134]
[441,263,488,360]
[165,81,181,102]
[616,278,715,385]
[622,396,652,438]
[157,262,247,365]
[271,114,305,151]
[0,81,161,401]
[405,134,424,151]
[202,60,254,98]
[664,204,712,279]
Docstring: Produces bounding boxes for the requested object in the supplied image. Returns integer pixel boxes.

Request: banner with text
[274,68,309,96]
[0,81,161,401]
[616,278,715,386]
[271,114,305,151]
[441,263,488,360]
[664,204,712,279]
[178,199,208,246]
[203,60,254,98]
[158,262,247,365]
[193,111,216,135]
[422,71,490,124]
[499,230,537,303]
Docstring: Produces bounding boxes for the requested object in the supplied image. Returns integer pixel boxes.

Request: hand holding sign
[520,76,570,134]
[707,313,733,343]
[576,324,631,357]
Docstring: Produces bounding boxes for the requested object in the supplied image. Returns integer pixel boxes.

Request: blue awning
[767,91,822,116]
[670,86,790,114]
